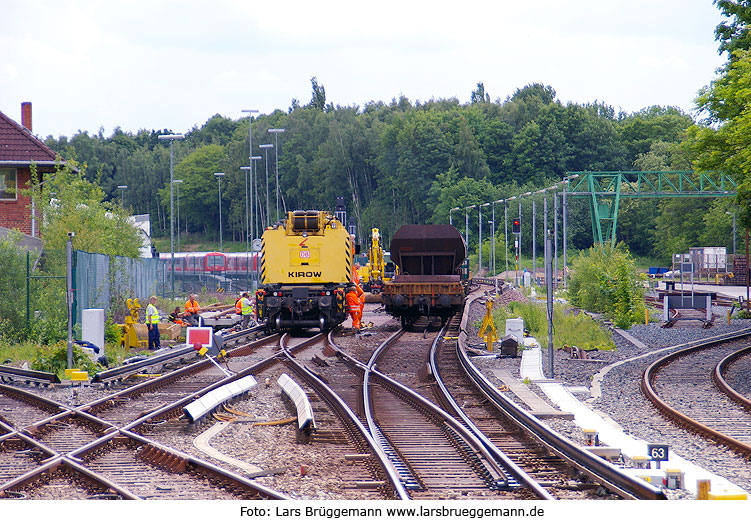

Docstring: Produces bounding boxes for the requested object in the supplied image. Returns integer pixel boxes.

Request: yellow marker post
[477,298,497,353]
[645,308,649,326]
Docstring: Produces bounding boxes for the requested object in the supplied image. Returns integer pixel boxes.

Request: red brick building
[0,103,61,236]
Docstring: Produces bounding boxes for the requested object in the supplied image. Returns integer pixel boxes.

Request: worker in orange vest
[184,294,200,326]
[346,286,363,331]
[353,264,365,316]
[234,293,243,315]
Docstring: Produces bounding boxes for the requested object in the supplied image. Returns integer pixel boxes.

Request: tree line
[45,0,751,267]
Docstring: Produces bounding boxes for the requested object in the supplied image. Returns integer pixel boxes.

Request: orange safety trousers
[346,292,362,330]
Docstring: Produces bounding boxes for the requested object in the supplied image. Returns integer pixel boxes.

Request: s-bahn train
[159,251,260,275]
[255,210,353,332]
[381,224,467,328]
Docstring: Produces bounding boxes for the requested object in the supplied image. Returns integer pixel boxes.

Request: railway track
[0,332,289,500]
[642,335,751,458]
[431,316,598,499]
[329,321,548,499]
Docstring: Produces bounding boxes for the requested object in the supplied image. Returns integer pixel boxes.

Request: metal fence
[74,250,168,322]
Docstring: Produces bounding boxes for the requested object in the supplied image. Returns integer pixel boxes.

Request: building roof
[0,110,58,164]
[0,225,42,251]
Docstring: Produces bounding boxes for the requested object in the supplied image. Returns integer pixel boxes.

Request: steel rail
[428,321,554,500]
[345,327,525,495]
[0,365,59,384]
[643,336,751,458]
[280,332,408,500]
[714,346,751,410]
[92,325,267,383]
[0,455,140,499]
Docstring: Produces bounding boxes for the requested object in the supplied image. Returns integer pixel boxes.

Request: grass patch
[491,300,615,351]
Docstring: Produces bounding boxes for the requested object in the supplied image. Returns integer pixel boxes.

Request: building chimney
[21,102,32,132]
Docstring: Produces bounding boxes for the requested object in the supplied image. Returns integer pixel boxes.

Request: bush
[32,341,101,378]
[568,243,645,329]
[492,301,615,351]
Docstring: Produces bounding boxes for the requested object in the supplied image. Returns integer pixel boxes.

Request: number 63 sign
[647,444,669,464]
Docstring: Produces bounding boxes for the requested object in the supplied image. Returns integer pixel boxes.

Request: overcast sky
[1,1,728,139]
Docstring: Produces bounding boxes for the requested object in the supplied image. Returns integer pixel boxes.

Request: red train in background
[159,251,261,275]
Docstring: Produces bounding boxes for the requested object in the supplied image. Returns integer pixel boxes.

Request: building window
[0,168,17,200]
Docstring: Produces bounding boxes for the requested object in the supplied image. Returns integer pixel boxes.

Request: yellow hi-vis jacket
[241,297,253,315]
[146,303,159,325]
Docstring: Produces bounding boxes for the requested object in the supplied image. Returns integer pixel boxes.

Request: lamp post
[449,207,460,227]
[173,180,183,252]
[521,192,532,282]
[158,133,185,298]
[250,155,262,285]
[240,166,252,287]
[465,205,475,257]
[242,109,259,259]
[259,144,273,228]
[215,173,225,252]
[562,174,578,287]
[117,185,128,207]
[508,196,516,285]
[268,128,285,222]
[726,211,737,255]
[505,198,512,279]
[480,203,490,275]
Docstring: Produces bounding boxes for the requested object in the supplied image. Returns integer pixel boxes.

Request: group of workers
[145,294,202,350]
[144,262,364,352]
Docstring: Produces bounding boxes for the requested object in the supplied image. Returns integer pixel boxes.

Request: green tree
[569,243,645,328]
[715,0,751,58]
[29,161,143,257]
[159,144,227,236]
[0,232,28,342]
[691,48,751,231]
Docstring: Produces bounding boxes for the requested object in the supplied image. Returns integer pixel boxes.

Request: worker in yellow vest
[146,295,161,350]
[240,292,254,329]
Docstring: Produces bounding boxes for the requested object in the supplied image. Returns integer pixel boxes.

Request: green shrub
[104,315,121,345]
[32,341,101,378]
[568,243,646,329]
[491,301,615,351]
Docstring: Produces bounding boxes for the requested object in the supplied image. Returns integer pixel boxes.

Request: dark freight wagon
[381,224,467,328]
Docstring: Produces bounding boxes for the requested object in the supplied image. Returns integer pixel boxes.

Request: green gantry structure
[564,171,738,248]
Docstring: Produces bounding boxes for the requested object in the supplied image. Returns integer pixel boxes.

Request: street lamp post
[158,133,185,298]
[521,192,532,283]
[480,203,490,275]
[117,185,128,207]
[259,144,273,228]
[465,205,475,257]
[508,196,517,285]
[504,199,510,278]
[562,174,578,288]
[215,173,225,252]
[727,211,737,255]
[240,167,252,288]
[268,128,285,222]
[250,155,262,285]
[449,207,460,227]
[242,109,259,263]
[173,180,183,252]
